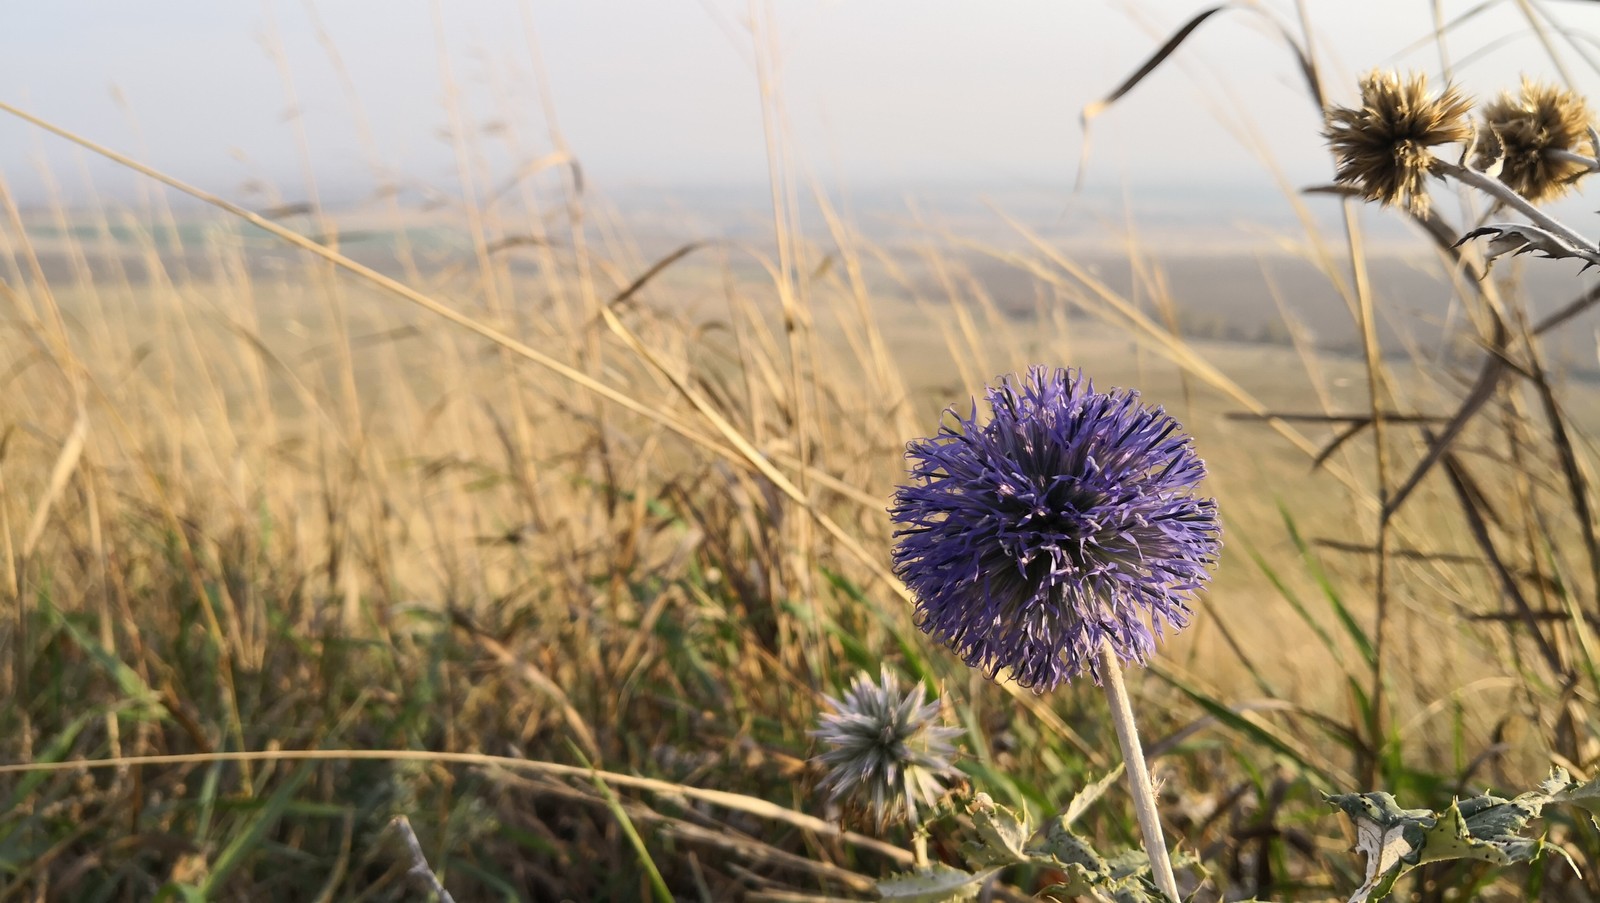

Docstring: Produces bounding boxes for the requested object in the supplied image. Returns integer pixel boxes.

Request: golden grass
[4,9,1600,898]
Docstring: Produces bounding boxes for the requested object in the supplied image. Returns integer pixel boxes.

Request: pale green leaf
[960,793,1031,869]
[1328,790,1549,902]
[1059,764,1124,829]
[1538,766,1600,828]
[1027,815,1109,873]
[1028,818,1166,902]
[875,863,995,903]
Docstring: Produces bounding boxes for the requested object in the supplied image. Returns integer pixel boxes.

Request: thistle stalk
[888,367,1217,895]
[1434,158,1600,253]
[1544,146,1600,173]
[1099,637,1180,902]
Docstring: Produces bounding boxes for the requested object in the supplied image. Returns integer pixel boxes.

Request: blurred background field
[8,2,1600,900]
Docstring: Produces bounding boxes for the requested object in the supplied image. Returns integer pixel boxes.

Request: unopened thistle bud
[1476,79,1595,203]
[810,667,961,830]
[1325,71,1473,216]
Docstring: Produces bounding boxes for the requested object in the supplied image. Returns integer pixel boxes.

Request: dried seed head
[1325,70,1473,216]
[1476,79,1595,203]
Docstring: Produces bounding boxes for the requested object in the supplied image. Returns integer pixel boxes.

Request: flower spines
[890,367,1220,691]
[809,667,961,830]
[1324,70,1473,215]
[1477,79,1595,202]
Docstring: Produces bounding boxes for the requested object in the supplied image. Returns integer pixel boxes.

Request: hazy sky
[4,1,1600,208]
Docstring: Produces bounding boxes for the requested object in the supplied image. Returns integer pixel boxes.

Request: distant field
[22,205,1600,362]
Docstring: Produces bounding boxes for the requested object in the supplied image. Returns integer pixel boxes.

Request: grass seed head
[1324,70,1473,216]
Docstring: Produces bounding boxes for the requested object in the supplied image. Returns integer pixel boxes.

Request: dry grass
[5,5,1600,901]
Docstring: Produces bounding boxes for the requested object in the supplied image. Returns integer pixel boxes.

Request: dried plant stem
[1341,197,1392,788]
[1098,638,1179,902]
[1546,147,1600,172]
[1435,159,1597,252]
[390,816,457,903]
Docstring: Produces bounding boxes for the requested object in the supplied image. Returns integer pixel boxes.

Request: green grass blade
[38,598,165,713]
[1155,665,1342,792]
[0,709,100,815]
[200,761,313,895]
[572,745,671,903]
[1278,502,1377,670]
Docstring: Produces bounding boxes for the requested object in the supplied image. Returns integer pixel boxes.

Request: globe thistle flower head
[1325,70,1473,215]
[810,667,961,830]
[1476,79,1595,203]
[890,367,1220,692]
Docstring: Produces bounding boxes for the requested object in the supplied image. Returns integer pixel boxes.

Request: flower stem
[1546,146,1600,173]
[1098,637,1180,902]
[1434,158,1598,253]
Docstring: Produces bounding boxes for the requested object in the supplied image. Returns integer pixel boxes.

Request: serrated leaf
[1329,790,1549,902]
[1059,764,1124,829]
[952,788,1182,902]
[1328,792,1440,902]
[1026,820,1170,902]
[1463,792,1545,844]
[1419,798,1539,867]
[1039,872,1162,903]
[960,793,1031,868]
[1538,766,1600,826]
[876,863,995,903]
[1105,847,1164,880]
[1456,224,1600,269]
[1027,817,1108,872]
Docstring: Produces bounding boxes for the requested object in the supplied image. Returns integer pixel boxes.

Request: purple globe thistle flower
[890,367,1220,691]
[810,667,962,830]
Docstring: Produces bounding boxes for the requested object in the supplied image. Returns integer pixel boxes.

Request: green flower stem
[1098,637,1180,902]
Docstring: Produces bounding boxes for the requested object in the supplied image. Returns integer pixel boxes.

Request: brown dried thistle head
[1476,79,1595,203]
[1325,70,1473,216]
